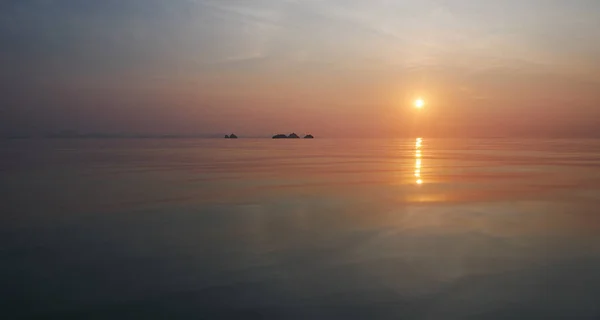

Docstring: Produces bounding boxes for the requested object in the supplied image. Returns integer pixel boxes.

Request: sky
[2,0,600,137]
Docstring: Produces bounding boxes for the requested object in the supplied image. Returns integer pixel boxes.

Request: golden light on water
[415,137,423,185]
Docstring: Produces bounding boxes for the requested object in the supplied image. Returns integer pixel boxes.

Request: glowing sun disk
[415,99,424,109]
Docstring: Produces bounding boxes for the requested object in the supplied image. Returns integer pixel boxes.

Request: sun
[414,98,425,109]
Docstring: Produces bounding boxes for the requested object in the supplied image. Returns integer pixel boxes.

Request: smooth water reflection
[2,138,600,319]
[415,137,423,185]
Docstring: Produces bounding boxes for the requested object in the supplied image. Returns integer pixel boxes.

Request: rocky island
[273,133,308,139]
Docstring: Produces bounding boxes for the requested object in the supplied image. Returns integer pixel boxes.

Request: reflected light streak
[415,137,423,185]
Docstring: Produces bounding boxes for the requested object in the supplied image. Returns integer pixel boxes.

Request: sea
[2,138,600,319]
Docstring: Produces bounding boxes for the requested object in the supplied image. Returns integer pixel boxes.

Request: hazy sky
[2,0,600,137]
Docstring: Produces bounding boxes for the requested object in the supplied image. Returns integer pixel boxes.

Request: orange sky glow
[2,1,600,137]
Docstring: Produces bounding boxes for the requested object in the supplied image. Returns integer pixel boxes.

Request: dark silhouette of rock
[229,133,238,139]
[224,135,230,138]
[304,134,314,139]
[272,133,308,139]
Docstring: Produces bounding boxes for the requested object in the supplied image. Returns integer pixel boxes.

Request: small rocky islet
[272,133,314,139]
[224,133,314,139]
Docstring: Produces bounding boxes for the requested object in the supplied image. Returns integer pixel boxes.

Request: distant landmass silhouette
[228,133,238,139]
[224,135,229,138]
[304,134,314,139]
[273,133,308,139]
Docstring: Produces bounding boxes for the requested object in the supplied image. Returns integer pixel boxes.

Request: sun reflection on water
[415,137,423,185]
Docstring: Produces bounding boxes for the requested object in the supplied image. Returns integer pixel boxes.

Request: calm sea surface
[2,138,600,319]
